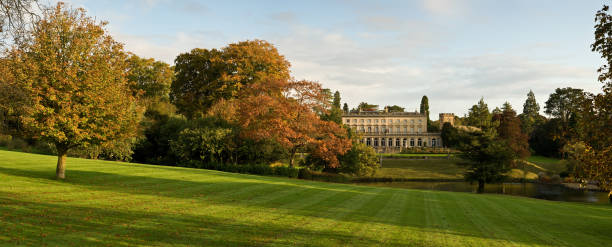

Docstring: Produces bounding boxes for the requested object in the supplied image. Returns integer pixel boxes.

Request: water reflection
[359,181,610,204]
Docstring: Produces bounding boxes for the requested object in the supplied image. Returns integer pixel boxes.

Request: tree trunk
[56,148,68,180]
[289,148,296,168]
[477,180,485,193]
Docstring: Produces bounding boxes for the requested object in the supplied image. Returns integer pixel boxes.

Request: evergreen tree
[521,90,541,136]
[420,95,429,121]
[342,103,349,113]
[332,91,341,109]
[466,97,492,130]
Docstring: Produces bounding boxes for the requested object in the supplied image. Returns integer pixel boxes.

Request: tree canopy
[5,3,142,179]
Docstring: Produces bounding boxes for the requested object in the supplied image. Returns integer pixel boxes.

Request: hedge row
[180,160,300,178]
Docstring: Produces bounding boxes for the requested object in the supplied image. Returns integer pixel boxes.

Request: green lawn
[381,153,450,157]
[526,156,565,174]
[375,159,466,180]
[1,150,610,246]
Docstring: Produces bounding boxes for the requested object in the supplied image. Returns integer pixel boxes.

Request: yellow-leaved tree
[6,3,142,179]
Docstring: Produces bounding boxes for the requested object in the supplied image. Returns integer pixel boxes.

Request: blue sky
[50,0,607,117]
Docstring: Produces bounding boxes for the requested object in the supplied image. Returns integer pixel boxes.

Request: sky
[47,0,607,118]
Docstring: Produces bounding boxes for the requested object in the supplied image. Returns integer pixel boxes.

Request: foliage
[457,132,514,192]
[321,90,342,124]
[496,105,529,159]
[355,102,378,112]
[530,118,563,157]
[419,95,429,121]
[170,40,290,119]
[385,105,405,112]
[5,3,142,179]
[440,122,459,148]
[520,90,541,136]
[236,79,351,168]
[466,97,494,131]
[342,102,349,113]
[126,54,174,102]
[170,125,233,164]
[337,142,379,176]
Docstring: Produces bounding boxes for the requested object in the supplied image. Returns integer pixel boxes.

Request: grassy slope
[376,159,465,180]
[1,150,610,247]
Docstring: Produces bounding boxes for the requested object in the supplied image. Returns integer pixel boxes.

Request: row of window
[345,118,423,124]
[362,138,438,147]
[353,126,422,133]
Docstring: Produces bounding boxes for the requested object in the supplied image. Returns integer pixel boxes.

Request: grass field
[1,150,610,246]
[375,159,465,180]
[381,153,450,157]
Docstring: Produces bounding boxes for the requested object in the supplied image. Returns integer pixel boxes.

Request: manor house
[342,109,454,152]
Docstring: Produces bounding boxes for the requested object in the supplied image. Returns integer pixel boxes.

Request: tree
[0,0,39,46]
[356,102,378,111]
[338,142,379,176]
[170,40,290,119]
[236,79,351,168]
[497,104,530,159]
[458,132,514,193]
[5,3,142,179]
[577,4,612,202]
[342,103,349,113]
[126,55,174,102]
[466,97,493,131]
[440,122,459,148]
[520,90,541,136]
[321,90,342,124]
[385,105,405,112]
[544,87,586,152]
[420,95,429,121]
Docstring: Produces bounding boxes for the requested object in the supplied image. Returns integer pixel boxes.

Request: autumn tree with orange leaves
[236,79,351,168]
[4,3,142,179]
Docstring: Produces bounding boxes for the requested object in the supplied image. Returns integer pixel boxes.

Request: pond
[358,181,611,204]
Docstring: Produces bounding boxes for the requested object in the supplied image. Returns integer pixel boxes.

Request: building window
[381,138,386,146]
[366,138,371,146]
[396,127,400,133]
[382,119,386,123]
[389,128,393,133]
[360,138,364,144]
[382,127,387,133]
[410,128,414,133]
[402,138,407,147]
[403,119,407,123]
[360,119,364,123]
[403,127,407,133]
[345,119,350,123]
[374,138,378,146]
[367,119,371,123]
[411,119,414,124]
[410,138,415,146]
[353,119,357,123]
[419,119,422,123]
[360,127,365,132]
[375,119,379,123]
[368,127,371,132]
[395,119,400,123]
[388,138,393,147]
[432,138,437,147]
[418,128,422,133]
[418,138,422,147]
[396,138,400,147]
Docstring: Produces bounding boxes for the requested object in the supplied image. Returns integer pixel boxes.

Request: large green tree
[544,87,586,150]
[497,103,530,159]
[170,40,291,119]
[458,132,514,193]
[5,3,142,179]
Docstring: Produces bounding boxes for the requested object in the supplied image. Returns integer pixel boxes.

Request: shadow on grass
[1,159,611,246]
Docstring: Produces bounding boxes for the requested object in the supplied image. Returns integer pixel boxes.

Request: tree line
[0,3,379,179]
